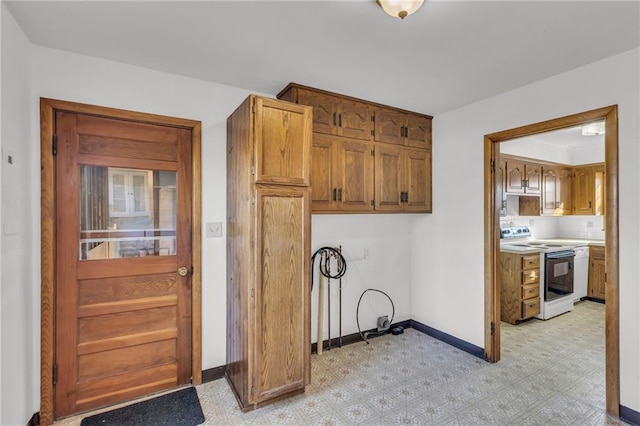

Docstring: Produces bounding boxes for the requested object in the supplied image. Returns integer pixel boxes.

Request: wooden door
[254,97,312,186]
[404,149,431,212]
[541,168,559,214]
[525,163,541,194]
[55,112,193,417]
[254,186,310,402]
[558,168,573,215]
[573,166,594,214]
[310,134,337,211]
[338,99,371,141]
[405,115,432,149]
[505,161,526,194]
[296,88,338,136]
[374,144,403,211]
[374,108,405,145]
[336,140,374,211]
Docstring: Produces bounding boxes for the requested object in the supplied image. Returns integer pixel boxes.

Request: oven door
[545,250,575,301]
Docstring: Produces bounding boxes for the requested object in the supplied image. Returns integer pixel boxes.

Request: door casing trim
[483,105,619,415]
[39,98,202,424]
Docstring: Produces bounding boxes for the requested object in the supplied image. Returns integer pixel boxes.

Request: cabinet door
[505,161,526,194]
[525,163,541,194]
[310,135,337,211]
[339,99,372,141]
[404,149,431,212]
[374,144,403,211]
[541,168,559,214]
[573,167,595,214]
[405,115,432,149]
[336,140,374,211]
[296,88,338,136]
[254,186,310,402]
[557,168,573,215]
[254,97,311,186]
[374,108,405,145]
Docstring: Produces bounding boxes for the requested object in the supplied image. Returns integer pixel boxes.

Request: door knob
[177,267,189,277]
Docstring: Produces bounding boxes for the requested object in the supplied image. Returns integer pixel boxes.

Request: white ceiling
[5,0,640,115]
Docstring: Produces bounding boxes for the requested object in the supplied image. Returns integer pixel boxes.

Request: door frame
[484,105,619,415]
[39,98,202,424]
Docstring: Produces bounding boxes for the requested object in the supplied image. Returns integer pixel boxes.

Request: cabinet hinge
[371,129,375,137]
[490,322,496,336]
[251,195,255,205]
[371,149,375,156]
[52,134,57,156]
[371,199,375,207]
[251,288,255,297]
[604,273,607,283]
[52,363,58,385]
[251,166,255,176]
[371,114,375,122]
[489,159,495,173]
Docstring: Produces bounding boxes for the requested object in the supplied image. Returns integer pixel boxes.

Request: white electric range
[500,226,576,320]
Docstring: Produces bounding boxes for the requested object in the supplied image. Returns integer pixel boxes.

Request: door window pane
[79,166,177,260]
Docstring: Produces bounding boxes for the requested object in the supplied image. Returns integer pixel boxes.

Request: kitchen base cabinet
[588,245,606,301]
[226,95,311,412]
[501,252,541,324]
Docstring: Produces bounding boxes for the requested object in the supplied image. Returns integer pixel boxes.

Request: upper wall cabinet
[573,164,605,216]
[288,87,372,141]
[374,108,432,149]
[278,83,433,214]
[505,159,541,195]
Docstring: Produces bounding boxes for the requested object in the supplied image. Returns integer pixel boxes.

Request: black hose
[310,247,347,292]
[356,289,395,344]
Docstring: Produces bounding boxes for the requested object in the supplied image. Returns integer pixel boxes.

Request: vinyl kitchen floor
[56,300,626,425]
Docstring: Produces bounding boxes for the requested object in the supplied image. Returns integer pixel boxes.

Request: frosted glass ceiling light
[376,0,424,19]
[581,122,605,136]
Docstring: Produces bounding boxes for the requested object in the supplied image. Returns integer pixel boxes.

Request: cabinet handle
[338,188,343,202]
[405,192,409,203]
[404,127,409,138]
[338,113,342,127]
[333,112,337,126]
[589,201,592,208]
[333,188,337,202]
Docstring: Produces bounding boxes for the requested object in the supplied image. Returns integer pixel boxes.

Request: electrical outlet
[206,222,223,238]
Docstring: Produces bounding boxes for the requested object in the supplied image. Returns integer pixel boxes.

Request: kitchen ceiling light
[581,122,605,136]
[376,0,424,19]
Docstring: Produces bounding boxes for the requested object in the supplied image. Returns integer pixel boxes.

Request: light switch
[206,222,223,238]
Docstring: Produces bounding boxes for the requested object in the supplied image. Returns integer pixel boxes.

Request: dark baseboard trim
[27,411,39,426]
[621,405,640,426]
[311,320,412,353]
[409,319,485,360]
[584,296,605,304]
[202,365,226,383]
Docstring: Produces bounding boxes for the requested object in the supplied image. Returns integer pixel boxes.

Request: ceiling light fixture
[581,122,605,136]
[376,0,424,20]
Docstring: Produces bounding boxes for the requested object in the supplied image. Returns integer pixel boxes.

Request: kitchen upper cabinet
[505,159,540,195]
[541,167,572,215]
[278,83,433,214]
[588,245,606,301]
[374,108,432,149]
[283,87,372,141]
[572,164,605,215]
[374,145,431,212]
[310,134,373,212]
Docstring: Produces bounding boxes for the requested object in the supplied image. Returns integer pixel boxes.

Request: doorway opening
[483,105,619,416]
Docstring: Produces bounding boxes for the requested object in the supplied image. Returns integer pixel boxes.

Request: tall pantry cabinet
[226,95,312,411]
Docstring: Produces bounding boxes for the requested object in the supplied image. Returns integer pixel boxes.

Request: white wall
[0,12,413,423]
[1,4,35,425]
[411,48,640,411]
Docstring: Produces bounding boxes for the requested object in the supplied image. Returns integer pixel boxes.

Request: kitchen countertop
[500,238,605,253]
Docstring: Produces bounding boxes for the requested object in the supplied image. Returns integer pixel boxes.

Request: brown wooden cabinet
[500,252,541,324]
[310,134,373,212]
[374,108,432,149]
[278,83,433,214]
[226,95,311,411]
[572,164,605,215]
[541,167,572,215]
[588,245,606,301]
[374,144,431,212]
[505,159,541,195]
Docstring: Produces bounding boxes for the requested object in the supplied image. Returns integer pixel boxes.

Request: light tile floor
[57,300,626,425]
[196,300,626,425]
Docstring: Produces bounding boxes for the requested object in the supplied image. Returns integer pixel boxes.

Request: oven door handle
[546,250,575,259]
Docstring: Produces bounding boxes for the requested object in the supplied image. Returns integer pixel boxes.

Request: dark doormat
[80,387,205,426]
